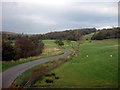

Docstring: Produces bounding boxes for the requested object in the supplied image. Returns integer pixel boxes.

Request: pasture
[33,39,118,88]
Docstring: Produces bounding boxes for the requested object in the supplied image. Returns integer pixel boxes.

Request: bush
[89,40,92,43]
[45,73,52,77]
[2,40,16,61]
[51,73,56,76]
[54,39,64,46]
[45,78,53,83]
[15,37,44,59]
[55,76,59,79]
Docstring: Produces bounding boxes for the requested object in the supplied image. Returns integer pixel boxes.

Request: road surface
[1,49,71,89]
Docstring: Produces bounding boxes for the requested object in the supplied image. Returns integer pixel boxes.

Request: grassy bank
[33,39,118,88]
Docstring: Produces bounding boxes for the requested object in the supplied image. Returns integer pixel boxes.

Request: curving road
[2,49,71,89]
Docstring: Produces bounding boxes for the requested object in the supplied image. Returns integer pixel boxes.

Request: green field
[81,33,94,41]
[33,39,118,88]
[43,40,57,48]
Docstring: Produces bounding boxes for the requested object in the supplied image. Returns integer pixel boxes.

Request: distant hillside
[2,27,120,41]
[2,28,97,41]
[1,31,21,40]
[1,31,18,34]
[31,28,96,41]
[91,27,120,40]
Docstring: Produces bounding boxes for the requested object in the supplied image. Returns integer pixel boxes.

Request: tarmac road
[2,49,71,89]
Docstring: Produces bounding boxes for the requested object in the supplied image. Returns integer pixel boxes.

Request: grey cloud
[2,2,118,34]
[62,10,117,23]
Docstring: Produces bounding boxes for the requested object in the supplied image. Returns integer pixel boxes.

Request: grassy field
[81,33,94,41]
[43,40,57,48]
[33,39,118,88]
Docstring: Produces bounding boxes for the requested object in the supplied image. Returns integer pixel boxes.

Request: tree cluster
[91,27,120,40]
[2,40,16,61]
[43,28,96,41]
[2,37,44,61]
[54,39,64,46]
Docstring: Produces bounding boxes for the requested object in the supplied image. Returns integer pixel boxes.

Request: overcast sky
[2,0,119,34]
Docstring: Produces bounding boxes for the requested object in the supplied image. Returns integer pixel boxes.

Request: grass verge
[11,54,72,88]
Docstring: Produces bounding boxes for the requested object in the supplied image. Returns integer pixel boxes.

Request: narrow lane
[2,49,71,88]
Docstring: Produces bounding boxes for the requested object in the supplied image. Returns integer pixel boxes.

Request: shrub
[54,39,64,46]
[51,73,56,76]
[2,40,16,61]
[55,76,59,79]
[45,78,53,83]
[15,37,44,59]
[45,73,52,77]
[89,40,92,43]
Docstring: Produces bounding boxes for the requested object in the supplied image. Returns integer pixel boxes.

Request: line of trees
[91,27,120,40]
[2,37,44,61]
[38,28,96,41]
[2,28,96,41]
[2,27,119,41]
